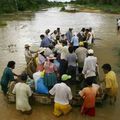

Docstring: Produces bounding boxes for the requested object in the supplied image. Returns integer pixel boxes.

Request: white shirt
[12,82,32,112]
[60,46,69,60]
[118,19,120,26]
[87,32,93,44]
[82,56,97,78]
[49,82,72,105]
[54,43,63,54]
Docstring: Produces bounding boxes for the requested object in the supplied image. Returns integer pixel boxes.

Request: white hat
[88,49,94,54]
[38,47,46,54]
[47,54,56,60]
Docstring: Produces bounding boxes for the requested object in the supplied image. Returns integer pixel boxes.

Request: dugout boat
[7,54,104,106]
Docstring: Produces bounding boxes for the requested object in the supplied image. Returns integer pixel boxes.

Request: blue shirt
[71,36,79,47]
[1,67,14,86]
[40,37,52,47]
[66,31,72,42]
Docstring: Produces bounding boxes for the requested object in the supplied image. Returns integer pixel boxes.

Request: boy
[12,72,32,114]
[79,77,99,116]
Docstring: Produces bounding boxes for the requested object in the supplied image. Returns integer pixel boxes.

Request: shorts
[54,102,72,117]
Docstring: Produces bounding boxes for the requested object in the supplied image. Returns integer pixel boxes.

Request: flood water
[0,7,120,120]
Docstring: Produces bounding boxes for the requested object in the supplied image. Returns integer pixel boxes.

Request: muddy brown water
[0,8,120,120]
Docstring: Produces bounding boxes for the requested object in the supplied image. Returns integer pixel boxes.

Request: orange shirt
[79,86,98,108]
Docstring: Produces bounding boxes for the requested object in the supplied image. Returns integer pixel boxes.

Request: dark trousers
[1,83,8,95]
[80,76,97,89]
[59,59,68,76]
[67,66,76,81]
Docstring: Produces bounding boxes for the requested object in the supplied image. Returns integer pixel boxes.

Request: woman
[36,47,46,71]
[44,54,58,90]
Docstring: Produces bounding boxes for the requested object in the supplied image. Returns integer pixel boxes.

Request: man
[102,64,118,104]
[50,30,57,42]
[24,44,32,64]
[1,61,18,95]
[75,42,87,74]
[82,49,98,88]
[49,74,72,117]
[71,32,79,51]
[66,28,73,43]
[59,40,69,76]
[40,34,52,48]
[117,18,120,31]
[12,72,32,114]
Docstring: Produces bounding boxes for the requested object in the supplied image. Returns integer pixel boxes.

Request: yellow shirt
[105,71,118,96]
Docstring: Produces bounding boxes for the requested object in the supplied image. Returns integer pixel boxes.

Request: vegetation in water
[0,21,7,26]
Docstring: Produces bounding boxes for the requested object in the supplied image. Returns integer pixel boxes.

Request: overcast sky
[48,0,71,2]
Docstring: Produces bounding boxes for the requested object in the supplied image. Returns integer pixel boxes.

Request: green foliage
[72,0,120,13]
[0,0,49,13]
[75,0,120,5]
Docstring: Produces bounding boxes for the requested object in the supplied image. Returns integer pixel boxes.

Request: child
[79,77,99,116]
[12,72,32,114]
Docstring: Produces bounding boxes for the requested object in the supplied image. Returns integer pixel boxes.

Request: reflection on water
[0,7,120,120]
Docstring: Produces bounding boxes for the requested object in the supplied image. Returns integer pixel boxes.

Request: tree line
[0,0,49,13]
[74,0,120,5]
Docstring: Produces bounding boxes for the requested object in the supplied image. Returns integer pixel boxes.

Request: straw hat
[61,74,71,81]
[47,54,56,60]
[88,49,94,54]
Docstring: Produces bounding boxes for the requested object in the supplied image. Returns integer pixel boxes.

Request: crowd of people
[0,27,118,117]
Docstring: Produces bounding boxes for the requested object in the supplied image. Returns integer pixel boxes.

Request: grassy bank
[0,1,63,27]
[70,3,120,14]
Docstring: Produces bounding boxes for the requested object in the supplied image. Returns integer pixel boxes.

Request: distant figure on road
[117,18,120,31]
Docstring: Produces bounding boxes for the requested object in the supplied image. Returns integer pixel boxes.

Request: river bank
[61,4,120,14]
